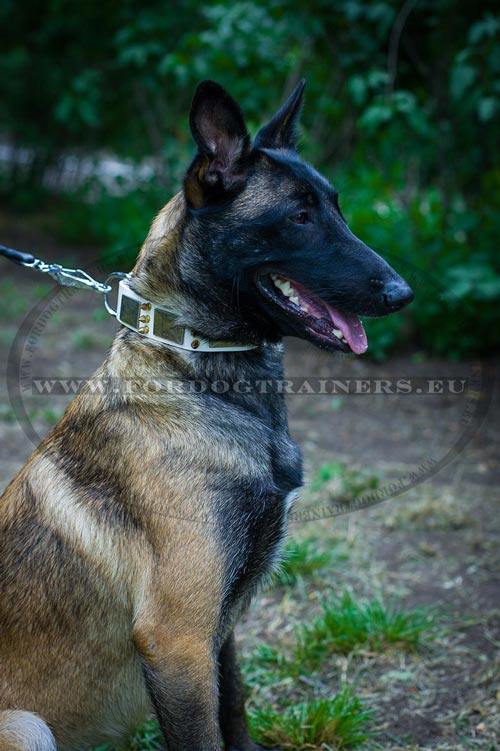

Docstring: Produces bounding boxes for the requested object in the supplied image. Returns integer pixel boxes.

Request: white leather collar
[116,279,258,352]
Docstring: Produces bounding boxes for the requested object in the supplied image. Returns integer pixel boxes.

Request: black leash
[0,244,35,266]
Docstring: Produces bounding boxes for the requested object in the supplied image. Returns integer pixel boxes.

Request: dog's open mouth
[256,273,368,354]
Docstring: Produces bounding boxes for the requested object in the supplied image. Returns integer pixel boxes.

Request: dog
[0,80,413,751]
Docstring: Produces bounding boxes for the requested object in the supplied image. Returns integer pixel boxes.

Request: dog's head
[145,80,413,354]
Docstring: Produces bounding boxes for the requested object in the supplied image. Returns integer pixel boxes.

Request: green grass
[91,588,440,751]
[242,643,288,690]
[92,719,162,751]
[248,690,374,750]
[92,694,372,751]
[0,280,32,321]
[27,406,64,425]
[0,278,53,322]
[294,592,439,669]
[0,403,16,423]
[92,307,110,322]
[71,331,104,350]
[243,592,439,685]
[274,538,348,587]
[309,462,380,499]
[127,720,163,751]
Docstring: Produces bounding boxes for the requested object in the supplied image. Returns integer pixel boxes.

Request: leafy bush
[340,170,500,359]
[51,185,166,266]
[1,0,498,359]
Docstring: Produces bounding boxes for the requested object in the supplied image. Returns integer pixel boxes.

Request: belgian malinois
[0,80,413,750]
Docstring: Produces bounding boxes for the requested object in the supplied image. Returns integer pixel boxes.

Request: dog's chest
[214,411,303,611]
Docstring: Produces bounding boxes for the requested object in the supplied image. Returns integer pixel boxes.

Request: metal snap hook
[103,272,130,317]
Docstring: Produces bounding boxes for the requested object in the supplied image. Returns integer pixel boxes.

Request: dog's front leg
[218,632,256,751]
[134,625,221,751]
[219,633,281,751]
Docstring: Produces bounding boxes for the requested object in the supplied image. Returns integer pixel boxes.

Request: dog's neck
[109,191,281,385]
[131,192,186,310]
[129,192,264,350]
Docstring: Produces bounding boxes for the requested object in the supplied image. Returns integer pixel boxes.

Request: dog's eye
[289,211,309,225]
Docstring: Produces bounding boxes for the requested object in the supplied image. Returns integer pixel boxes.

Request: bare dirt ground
[0,218,498,750]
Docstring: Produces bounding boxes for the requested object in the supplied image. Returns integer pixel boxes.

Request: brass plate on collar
[153,309,185,344]
[209,339,248,348]
[120,296,140,328]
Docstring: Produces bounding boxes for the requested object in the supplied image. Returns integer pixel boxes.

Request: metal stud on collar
[116,279,258,353]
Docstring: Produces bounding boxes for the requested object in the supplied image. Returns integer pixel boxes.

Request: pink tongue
[325,303,368,354]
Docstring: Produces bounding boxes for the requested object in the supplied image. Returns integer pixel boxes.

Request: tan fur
[0,80,323,748]
[0,195,233,749]
[131,191,185,303]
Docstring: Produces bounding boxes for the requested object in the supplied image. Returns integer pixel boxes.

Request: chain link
[21,258,112,294]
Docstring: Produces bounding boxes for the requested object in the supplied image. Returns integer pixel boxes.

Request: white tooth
[273,277,297,299]
[290,295,300,305]
[333,328,344,339]
[300,305,308,312]
[273,279,287,293]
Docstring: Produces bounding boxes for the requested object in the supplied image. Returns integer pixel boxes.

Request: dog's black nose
[382,280,414,311]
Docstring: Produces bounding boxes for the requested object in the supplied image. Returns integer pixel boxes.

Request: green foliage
[27,407,63,425]
[45,184,167,268]
[294,592,439,668]
[127,720,163,751]
[1,0,498,359]
[342,170,500,358]
[248,690,374,749]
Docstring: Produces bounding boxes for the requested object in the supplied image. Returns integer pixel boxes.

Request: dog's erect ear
[254,80,306,151]
[184,80,252,208]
